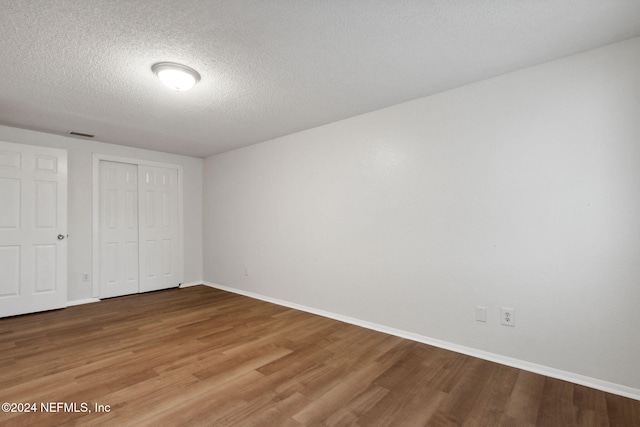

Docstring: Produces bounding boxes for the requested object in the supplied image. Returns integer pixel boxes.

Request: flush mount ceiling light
[152,62,201,91]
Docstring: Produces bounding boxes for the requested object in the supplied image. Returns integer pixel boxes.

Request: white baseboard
[67,297,100,307]
[179,281,204,288]
[67,282,204,306]
[201,281,640,401]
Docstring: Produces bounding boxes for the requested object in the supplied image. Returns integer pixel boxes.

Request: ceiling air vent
[69,131,95,138]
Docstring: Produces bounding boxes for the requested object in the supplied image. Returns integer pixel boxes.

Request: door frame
[92,154,184,298]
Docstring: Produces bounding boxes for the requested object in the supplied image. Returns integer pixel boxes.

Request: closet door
[98,161,139,298]
[138,165,180,293]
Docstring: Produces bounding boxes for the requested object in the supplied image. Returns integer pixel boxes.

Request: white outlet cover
[500,307,515,327]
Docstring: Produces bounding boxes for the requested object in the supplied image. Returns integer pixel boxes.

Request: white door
[138,165,180,293]
[98,161,139,298]
[0,141,67,318]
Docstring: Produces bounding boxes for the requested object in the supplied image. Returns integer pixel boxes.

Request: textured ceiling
[1,1,640,158]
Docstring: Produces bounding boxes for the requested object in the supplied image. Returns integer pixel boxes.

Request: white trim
[201,281,640,401]
[92,154,184,298]
[179,281,204,288]
[67,298,100,307]
[92,155,99,298]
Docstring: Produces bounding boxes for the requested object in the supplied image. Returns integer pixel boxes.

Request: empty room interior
[1,1,640,425]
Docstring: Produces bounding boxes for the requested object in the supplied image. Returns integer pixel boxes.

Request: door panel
[0,178,20,228]
[0,150,20,168]
[138,166,180,293]
[0,141,67,318]
[0,246,20,296]
[34,244,57,293]
[99,161,139,298]
[35,180,57,227]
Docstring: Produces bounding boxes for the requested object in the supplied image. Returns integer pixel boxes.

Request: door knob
[57,234,65,240]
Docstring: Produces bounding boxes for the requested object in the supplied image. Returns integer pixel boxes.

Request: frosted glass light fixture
[152,62,201,91]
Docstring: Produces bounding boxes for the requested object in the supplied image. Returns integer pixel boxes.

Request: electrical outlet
[475,306,487,322]
[244,267,249,276]
[82,273,90,282]
[500,307,515,327]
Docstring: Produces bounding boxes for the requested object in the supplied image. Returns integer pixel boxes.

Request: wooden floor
[0,286,638,426]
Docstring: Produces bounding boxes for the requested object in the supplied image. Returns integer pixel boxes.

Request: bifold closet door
[98,161,139,299]
[0,141,67,318]
[138,165,180,293]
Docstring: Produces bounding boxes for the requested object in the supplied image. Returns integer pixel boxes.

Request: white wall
[0,125,203,302]
[203,37,640,392]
